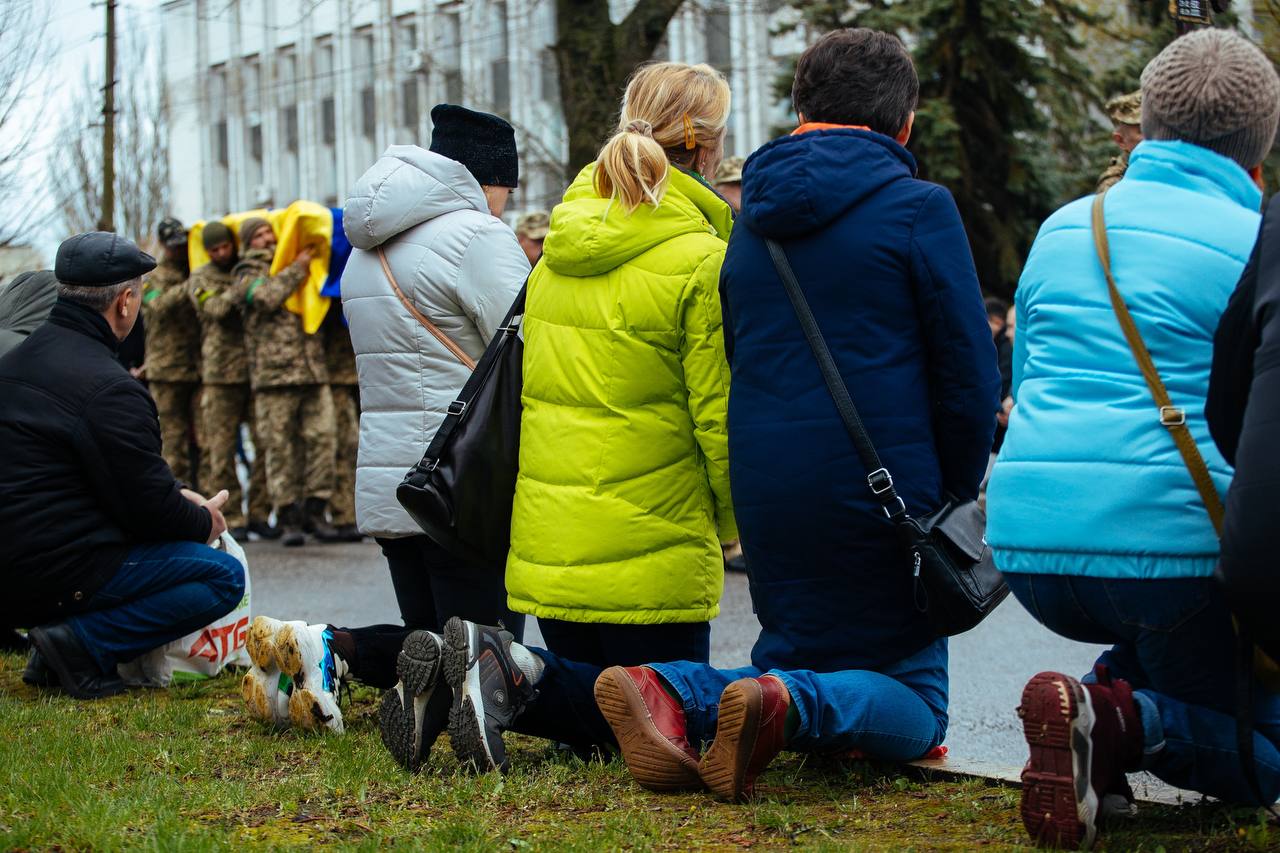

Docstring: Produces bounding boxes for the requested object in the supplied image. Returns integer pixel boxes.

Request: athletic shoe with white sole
[241,664,292,726]
[1017,670,1141,849]
[379,631,450,772]
[241,616,292,727]
[274,621,349,734]
[442,617,536,773]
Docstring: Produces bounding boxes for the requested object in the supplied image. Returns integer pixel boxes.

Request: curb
[905,757,1204,807]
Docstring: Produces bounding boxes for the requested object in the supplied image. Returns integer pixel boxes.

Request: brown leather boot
[698,675,790,802]
[594,666,703,791]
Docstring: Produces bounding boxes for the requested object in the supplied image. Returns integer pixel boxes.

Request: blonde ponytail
[594,63,731,214]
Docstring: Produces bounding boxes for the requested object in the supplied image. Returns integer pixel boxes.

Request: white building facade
[159,0,803,224]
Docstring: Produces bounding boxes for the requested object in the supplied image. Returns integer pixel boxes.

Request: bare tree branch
[48,30,170,250]
[0,0,53,247]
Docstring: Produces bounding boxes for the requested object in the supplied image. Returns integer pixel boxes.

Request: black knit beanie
[429,104,519,188]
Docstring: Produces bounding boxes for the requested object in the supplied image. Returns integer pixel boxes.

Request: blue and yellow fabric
[188,200,355,334]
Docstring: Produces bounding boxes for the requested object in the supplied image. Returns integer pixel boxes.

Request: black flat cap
[429,104,519,188]
[54,231,156,287]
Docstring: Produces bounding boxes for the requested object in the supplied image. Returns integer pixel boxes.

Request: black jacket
[0,299,212,627]
[1208,193,1280,663]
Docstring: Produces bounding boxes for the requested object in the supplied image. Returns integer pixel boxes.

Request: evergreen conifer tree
[786,1,1104,297]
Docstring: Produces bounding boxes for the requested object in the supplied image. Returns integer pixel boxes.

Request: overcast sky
[19,0,159,262]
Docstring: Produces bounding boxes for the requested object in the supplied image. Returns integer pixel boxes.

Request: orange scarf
[792,122,871,135]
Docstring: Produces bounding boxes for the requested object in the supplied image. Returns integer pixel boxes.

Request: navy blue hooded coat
[721,127,1000,673]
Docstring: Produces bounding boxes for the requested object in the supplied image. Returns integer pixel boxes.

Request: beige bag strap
[1091,190,1224,536]
[377,247,477,371]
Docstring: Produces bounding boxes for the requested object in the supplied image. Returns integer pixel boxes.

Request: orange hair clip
[682,113,696,150]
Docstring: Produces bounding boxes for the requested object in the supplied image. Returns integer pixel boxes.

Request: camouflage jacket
[1096,149,1130,194]
[188,262,248,385]
[323,306,357,385]
[141,259,200,382]
[233,248,328,389]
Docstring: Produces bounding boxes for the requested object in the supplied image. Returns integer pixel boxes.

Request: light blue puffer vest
[987,140,1262,579]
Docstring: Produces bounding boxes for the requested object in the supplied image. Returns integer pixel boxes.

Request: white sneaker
[241,664,292,726]
[241,616,293,728]
[275,622,348,734]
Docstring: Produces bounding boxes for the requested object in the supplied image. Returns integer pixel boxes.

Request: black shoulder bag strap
[765,238,908,522]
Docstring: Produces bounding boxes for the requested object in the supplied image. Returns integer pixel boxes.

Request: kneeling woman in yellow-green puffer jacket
[508,61,736,659]
[436,62,737,772]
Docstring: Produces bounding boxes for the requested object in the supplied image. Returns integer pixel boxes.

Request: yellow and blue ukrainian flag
[188,200,354,334]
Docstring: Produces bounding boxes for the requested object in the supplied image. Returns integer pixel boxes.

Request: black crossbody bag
[395,281,528,568]
[766,238,1008,637]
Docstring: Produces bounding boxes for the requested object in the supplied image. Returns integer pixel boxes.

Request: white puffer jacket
[342,145,530,538]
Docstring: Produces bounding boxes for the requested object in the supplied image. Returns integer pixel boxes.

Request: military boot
[305,497,343,543]
[280,503,306,548]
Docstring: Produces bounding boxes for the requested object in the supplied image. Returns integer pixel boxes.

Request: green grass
[0,652,1274,851]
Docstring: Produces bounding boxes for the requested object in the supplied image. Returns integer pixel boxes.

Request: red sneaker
[594,666,702,791]
[1017,670,1142,849]
[699,675,790,802]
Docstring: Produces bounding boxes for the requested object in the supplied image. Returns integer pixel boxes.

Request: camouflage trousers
[150,380,200,487]
[330,384,360,526]
[254,384,336,508]
[201,383,270,528]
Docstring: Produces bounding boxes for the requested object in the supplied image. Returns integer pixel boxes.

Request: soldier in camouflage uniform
[232,218,338,547]
[323,304,362,541]
[713,155,745,212]
[141,218,201,487]
[1097,90,1143,193]
[187,222,274,538]
[515,210,549,266]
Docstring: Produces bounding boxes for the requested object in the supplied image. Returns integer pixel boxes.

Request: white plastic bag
[117,533,252,687]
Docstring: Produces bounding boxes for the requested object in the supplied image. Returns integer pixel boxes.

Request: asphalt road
[248,538,1110,771]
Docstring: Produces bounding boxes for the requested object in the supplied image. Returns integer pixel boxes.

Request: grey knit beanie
[1141,28,1280,169]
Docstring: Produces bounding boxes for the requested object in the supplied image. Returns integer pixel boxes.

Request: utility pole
[99,0,117,232]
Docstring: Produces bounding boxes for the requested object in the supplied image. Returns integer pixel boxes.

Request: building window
[215,121,229,167]
[437,8,462,104]
[490,2,509,113]
[314,37,337,204]
[322,98,336,145]
[396,15,422,135]
[361,93,376,139]
[209,65,229,166]
[353,27,376,143]
[401,79,419,133]
[243,55,264,199]
[445,71,462,104]
[208,64,230,213]
[492,58,510,113]
[283,108,299,151]
[278,48,299,201]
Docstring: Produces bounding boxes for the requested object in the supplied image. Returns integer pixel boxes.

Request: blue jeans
[67,541,245,674]
[1005,573,1280,804]
[651,638,949,757]
[514,621,711,749]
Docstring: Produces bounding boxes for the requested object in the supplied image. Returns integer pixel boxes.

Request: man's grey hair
[56,278,142,313]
